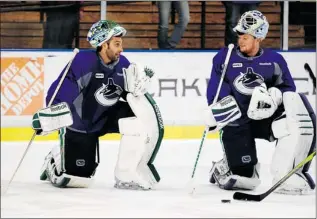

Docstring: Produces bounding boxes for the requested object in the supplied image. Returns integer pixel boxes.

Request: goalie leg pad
[209,158,261,190]
[299,94,316,174]
[40,128,99,188]
[114,93,164,190]
[271,92,315,194]
[114,117,153,190]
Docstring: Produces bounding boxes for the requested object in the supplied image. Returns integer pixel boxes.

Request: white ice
[1,139,316,218]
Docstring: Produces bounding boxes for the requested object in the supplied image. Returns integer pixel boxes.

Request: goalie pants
[221,94,315,178]
[60,101,134,177]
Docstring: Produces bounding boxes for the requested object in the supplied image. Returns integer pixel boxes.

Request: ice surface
[1,139,316,218]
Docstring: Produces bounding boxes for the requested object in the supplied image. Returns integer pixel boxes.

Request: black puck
[221,199,231,203]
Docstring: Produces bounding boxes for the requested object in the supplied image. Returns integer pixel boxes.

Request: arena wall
[1,50,315,141]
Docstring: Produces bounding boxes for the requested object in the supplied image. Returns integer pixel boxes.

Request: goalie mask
[233,10,269,39]
[87,20,127,48]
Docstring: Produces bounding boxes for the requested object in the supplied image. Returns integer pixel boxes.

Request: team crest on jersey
[94,78,123,106]
[233,67,264,95]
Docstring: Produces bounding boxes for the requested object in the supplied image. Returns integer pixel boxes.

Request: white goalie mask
[233,10,269,39]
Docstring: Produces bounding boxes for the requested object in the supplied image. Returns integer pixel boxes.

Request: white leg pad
[115,93,163,190]
[209,158,261,190]
[271,92,314,194]
[115,118,153,189]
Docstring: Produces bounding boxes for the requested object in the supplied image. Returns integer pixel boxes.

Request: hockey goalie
[205,10,315,195]
[32,20,164,190]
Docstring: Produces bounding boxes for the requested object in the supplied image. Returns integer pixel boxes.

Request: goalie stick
[2,48,79,195]
[189,44,235,194]
[233,150,316,202]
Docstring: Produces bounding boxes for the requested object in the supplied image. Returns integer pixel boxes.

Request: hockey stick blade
[233,191,264,202]
[233,150,316,202]
[304,63,316,89]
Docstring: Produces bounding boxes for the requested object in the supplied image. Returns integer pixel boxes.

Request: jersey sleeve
[46,66,80,106]
[206,49,232,105]
[272,53,296,93]
[119,54,131,68]
[45,53,89,106]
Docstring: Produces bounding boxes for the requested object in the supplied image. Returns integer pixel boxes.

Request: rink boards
[1,50,316,141]
[0,125,218,141]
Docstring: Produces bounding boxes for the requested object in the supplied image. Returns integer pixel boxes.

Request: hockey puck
[221,199,231,203]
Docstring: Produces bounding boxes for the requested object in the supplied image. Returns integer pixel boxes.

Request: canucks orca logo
[233,67,264,95]
[94,78,123,106]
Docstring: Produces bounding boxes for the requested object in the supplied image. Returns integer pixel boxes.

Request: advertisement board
[1,50,316,140]
[1,57,44,116]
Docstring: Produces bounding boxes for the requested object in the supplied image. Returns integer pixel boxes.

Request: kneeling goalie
[205,10,315,195]
[32,20,164,189]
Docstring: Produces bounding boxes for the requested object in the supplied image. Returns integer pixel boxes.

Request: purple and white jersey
[46,51,130,133]
[207,47,296,125]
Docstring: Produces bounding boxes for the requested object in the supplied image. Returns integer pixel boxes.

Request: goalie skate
[114,177,151,190]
